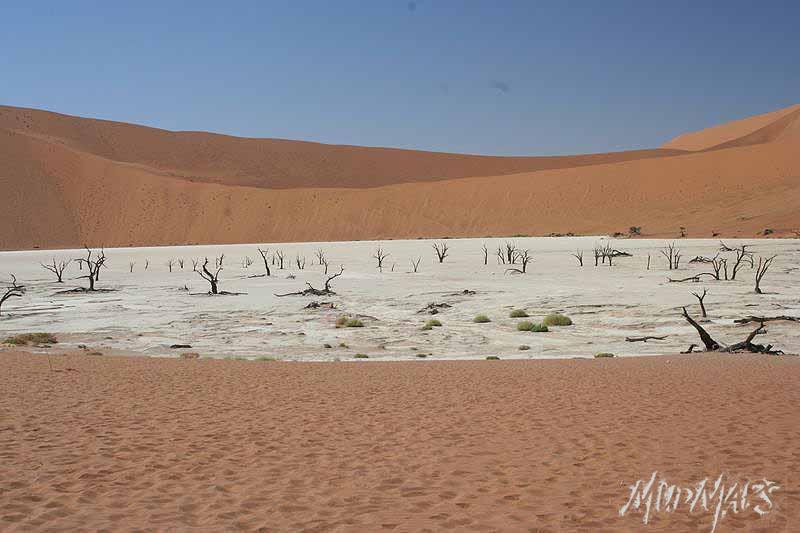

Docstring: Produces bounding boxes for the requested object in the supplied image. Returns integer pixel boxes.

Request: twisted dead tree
[719,242,753,280]
[572,250,584,267]
[195,258,222,294]
[481,244,488,265]
[373,246,390,272]
[433,241,450,263]
[41,258,71,283]
[295,254,306,270]
[505,249,532,274]
[661,242,682,270]
[593,245,602,267]
[215,254,225,268]
[275,266,344,297]
[681,307,782,354]
[129,262,135,273]
[166,258,176,272]
[503,242,517,264]
[257,247,271,277]
[76,248,107,291]
[691,288,708,318]
[315,248,327,266]
[754,255,777,294]
[178,258,185,269]
[242,256,254,269]
[275,250,286,269]
[410,257,421,273]
[1,275,25,316]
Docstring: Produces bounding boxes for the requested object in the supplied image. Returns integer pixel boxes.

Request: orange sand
[1,104,799,250]
[1,350,797,531]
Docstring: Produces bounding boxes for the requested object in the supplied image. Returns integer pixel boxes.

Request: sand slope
[1,351,797,531]
[1,104,799,249]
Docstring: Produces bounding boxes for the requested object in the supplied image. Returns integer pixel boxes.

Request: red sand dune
[1,104,799,249]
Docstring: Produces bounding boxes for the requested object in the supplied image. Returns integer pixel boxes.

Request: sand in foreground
[1,351,798,531]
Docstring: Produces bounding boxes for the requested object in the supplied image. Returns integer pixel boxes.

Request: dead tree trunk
[481,244,488,265]
[691,288,708,318]
[0,275,25,316]
[275,250,285,269]
[661,242,681,270]
[41,258,71,283]
[433,242,449,263]
[719,242,753,280]
[275,266,344,297]
[373,246,390,272]
[681,308,782,354]
[681,307,720,351]
[505,250,532,274]
[257,247,271,276]
[195,258,222,294]
[572,251,584,266]
[76,247,107,291]
[166,258,175,272]
[295,254,306,270]
[315,248,327,266]
[129,262,135,273]
[754,255,776,294]
[410,257,421,273]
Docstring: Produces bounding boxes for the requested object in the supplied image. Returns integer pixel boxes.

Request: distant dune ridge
[0,103,798,250]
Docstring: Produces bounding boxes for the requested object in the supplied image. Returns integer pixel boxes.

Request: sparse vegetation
[425,319,442,328]
[518,345,530,351]
[336,316,364,328]
[353,353,369,359]
[255,356,277,361]
[3,332,58,345]
[595,352,615,358]
[486,355,500,360]
[473,314,491,323]
[543,313,573,327]
[509,309,529,318]
[517,321,548,332]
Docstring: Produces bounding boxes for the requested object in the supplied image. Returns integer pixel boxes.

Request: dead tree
[315,248,327,266]
[754,255,777,294]
[496,245,506,265]
[215,254,225,268]
[129,262,135,273]
[0,275,25,316]
[76,248,107,291]
[41,258,71,283]
[257,247,271,277]
[275,266,344,297]
[320,256,330,275]
[191,258,199,271]
[481,244,488,265]
[242,256,254,269]
[144,259,150,271]
[593,246,602,266]
[433,241,450,263]
[166,258,176,272]
[178,258,185,270]
[195,258,222,294]
[691,288,708,318]
[706,254,728,280]
[719,242,753,281]
[295,254,306,270]
[572,251,584,266]
[275,250,286,269]
[661,242,681,270]
[681,307,782,354]
[646,254,651,270]
[410,257,421,273]
[373,246,390,272]
[625,335,668,342]
[505,249,532,274]
[503,242,517,264]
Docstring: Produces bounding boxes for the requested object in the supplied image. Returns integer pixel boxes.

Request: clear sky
[2,1,798,155]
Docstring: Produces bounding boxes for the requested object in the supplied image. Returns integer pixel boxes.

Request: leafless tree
[144,259,150,271]
[660,242,681,270]
[681,308,782,354]
[373,246,390,272]
[215,254,225,268]
[593,246,602,266]
[496,245,506,265]
[0,275,25,316]
[719,242,753,280]
[320,255,330,275]
[166,258,176,272]
[275,250,286,269]
[275,266,344,297]
[505,249,532,274]
[481,244,488,265]
[646,254,651,270]
[75,247,107,291]
[754,255,777,294]
[315,248,327,266]
[691,288,708,318]
[242,256,254,269]
[41,258,71,283]
[195,257,222,294]
[257,247,271,276]
[503,242,517,264]
[432,241,449,263]
[178,258,185,270]
[129,262,135,273]
[410,257,422,273]
[191,258,199,271]
[295,254,306,270]
[572,250,584,266]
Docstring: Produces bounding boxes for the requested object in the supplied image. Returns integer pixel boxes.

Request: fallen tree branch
[733,315,800,324]
[625,335,669,343]
[681,308,783,354]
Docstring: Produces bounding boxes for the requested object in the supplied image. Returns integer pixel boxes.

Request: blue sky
[2,1,798,155]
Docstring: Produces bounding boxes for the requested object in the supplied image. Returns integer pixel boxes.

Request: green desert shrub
[509,309,529,318]
[543,313,573,327]
[517,321,548,332]
[255,356,278,361]
[595,352,615,358]
[473,314,491,323]
[336,316,364,328]
[518,345,530,351]
[486,355,501,360]
[3,332,58,345]
[425,319,442,327]
[353,353,369,359]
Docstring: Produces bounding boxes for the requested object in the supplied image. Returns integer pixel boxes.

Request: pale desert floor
[1,351,798,531]
[1,237,799,360]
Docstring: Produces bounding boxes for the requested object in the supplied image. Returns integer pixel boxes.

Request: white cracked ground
[1,237,798,360]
